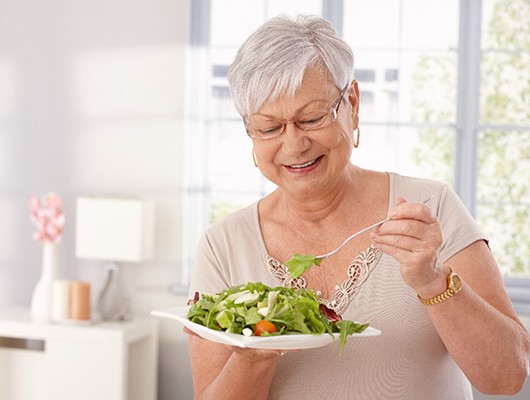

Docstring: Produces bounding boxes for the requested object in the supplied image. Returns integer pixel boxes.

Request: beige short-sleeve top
[189,173,485,399]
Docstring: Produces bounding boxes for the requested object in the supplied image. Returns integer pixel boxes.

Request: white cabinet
[0,308,158,400]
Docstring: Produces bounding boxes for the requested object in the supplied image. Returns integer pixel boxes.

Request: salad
[188,281,368,349]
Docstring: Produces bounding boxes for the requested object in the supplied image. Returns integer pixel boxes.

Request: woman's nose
[281,122,311,154]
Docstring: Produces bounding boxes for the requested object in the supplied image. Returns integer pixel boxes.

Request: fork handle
[315,195,433,260]
[316,217,391,259]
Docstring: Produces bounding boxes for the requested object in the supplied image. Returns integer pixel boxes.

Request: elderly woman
[187,14,529,399]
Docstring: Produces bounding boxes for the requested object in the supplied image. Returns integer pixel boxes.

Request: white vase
[30,242,58,322]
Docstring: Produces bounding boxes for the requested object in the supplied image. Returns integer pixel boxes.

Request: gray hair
[227,14,355,117]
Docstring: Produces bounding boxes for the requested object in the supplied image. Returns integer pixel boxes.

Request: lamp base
[98,261,129,321]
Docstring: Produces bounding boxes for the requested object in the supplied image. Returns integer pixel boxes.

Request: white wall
[0,1,194,399]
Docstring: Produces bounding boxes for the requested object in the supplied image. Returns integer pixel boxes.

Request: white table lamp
[75,197,154,320]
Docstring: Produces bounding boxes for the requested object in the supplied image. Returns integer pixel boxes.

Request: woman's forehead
[256,69,337,115]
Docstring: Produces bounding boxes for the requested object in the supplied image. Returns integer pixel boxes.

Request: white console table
[0,308,158,400]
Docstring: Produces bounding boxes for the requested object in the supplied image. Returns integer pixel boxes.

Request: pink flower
[30,192,65,243]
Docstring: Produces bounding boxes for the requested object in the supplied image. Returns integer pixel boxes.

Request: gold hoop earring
[252,147,259,167]
[353,127,360,148]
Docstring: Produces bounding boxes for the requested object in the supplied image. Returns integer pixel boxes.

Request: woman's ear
[348,80,360,127]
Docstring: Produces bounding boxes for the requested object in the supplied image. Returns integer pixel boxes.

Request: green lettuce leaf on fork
[284,253,322,279]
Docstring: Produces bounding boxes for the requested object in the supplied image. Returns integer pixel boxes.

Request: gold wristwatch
[418,268,462,306]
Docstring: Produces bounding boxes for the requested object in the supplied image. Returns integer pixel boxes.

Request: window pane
[350,49,457,124]
[210,0,322,46]
[354,125,455,185]
[205,120,275,194]
[209,192,268,224]
[343,0,401,48]
[344,0,458,125]
[265,0,322,18]
[400,0,459,49]
[344,0,458,50]
[480,51,530,125]
[476,130,530,276]
[482,0,529,51]
[480,0,530,125]
[210,0,266,46]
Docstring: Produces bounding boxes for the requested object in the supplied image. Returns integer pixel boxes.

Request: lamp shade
[75,197,154,262]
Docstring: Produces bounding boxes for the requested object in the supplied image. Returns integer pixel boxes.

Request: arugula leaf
[335,319,370,350]
[284,253,322,279]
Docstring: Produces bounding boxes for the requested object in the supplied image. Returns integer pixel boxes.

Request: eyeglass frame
[243,85,350,140]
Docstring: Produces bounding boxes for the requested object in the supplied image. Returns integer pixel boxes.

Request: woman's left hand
[370,197,447,297]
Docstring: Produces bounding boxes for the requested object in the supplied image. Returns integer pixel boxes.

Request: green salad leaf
[188,282,368,349]
[284,253,322,279]
[334,319,370,348]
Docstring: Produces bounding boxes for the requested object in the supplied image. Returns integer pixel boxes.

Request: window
[355,69,376,82]
[385,69,399,82]
[476,0,530,276]
[212,65,230,78]
[343,0,458,183]
[178,0,530,309]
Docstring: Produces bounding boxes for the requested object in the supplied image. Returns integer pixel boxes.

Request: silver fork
[314,195,434,261]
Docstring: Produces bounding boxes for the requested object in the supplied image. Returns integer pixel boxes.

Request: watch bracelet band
[417,288,457,306]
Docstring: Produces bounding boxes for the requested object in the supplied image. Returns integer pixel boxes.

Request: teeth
[290,158,318,169]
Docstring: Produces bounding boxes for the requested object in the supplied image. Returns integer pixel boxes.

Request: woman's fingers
[371,198,444,291]
[229,346,291,362]
[389,197,438,224]
[187,331,292,361]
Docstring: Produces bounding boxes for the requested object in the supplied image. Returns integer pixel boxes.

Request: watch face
[450,274,462,291]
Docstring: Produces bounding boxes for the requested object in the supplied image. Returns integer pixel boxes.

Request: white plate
[151,306,381,350]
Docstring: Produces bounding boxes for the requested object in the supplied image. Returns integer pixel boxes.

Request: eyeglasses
[244,86,349,140]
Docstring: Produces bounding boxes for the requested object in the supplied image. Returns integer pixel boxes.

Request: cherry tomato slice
[254,320,277,336]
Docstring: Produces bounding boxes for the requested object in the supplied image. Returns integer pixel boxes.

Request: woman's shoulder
[390,171,449,189]
[389,172,450,200]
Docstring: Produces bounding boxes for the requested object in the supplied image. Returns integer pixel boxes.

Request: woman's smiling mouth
[286,156,323,172]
